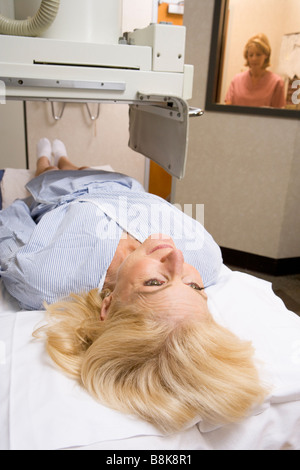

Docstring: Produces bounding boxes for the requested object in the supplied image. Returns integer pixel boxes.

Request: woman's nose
[161,249,184,276]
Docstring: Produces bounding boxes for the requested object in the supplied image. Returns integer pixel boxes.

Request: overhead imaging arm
[0,22,202,179]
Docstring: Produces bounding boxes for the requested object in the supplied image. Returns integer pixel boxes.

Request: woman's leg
[35,138,58,176]
[58,157,89,171]
[35,157,58,176]
[53,139,89,171]
[35,138,90,175]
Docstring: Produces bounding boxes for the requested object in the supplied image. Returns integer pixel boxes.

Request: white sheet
[1,267,300,450]
[0,166,115,209]
[0,279,207,451]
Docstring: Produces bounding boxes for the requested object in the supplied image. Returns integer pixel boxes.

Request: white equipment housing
[0,0,200,178]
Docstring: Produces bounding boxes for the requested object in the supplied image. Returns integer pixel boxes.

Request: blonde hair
[244,33,271,69]
[36,288,267,433]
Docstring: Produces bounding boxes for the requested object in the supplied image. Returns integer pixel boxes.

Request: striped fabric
[0,171,222,310]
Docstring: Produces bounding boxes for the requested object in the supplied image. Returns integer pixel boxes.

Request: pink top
[225,70,286,108]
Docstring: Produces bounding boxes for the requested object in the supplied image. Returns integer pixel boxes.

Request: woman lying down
[0,138,299,443]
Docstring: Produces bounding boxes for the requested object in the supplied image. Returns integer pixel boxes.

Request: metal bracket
[0,76,126,91]
[136,93,186,121]
[188,106,204,117]
[136,93,204,121]
[85,102,100,121]
[129,93,190,179]
[51,102,66,120]
[50,101,101,121]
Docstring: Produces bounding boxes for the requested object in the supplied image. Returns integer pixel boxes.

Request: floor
[226,265,300,317]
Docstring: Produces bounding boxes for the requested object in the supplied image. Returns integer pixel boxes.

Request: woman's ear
[100,294,113,321]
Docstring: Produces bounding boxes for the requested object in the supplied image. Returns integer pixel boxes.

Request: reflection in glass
[278,33,300,108]
[224,34,286,108]
[205,0,300,117]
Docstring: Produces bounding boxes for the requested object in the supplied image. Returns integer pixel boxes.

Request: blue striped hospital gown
[0,170,223,310]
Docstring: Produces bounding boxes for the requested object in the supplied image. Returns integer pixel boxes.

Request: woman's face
[102,235,210,323]
[247,45,268,71]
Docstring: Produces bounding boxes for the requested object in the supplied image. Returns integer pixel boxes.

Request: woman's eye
[188,282,204,291]
[144,279,165,287]
[144,280,204,290]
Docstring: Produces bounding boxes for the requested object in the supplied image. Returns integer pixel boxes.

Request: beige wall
[0,101,27,168]
[26,102,145,184]
[175,0,300,260]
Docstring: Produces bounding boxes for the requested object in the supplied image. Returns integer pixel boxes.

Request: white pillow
[0,168,34,209]
[1,266,300,450]
[0,166,115,209]
[0,309,206,450]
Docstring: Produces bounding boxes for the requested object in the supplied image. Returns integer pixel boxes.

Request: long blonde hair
[36,288,268,433]
[244,33,271,69]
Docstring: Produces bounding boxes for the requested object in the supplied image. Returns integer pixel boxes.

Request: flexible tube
[0,0,60,37]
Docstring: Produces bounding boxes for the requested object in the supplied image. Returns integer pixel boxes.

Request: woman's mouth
[149,244,174,254]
